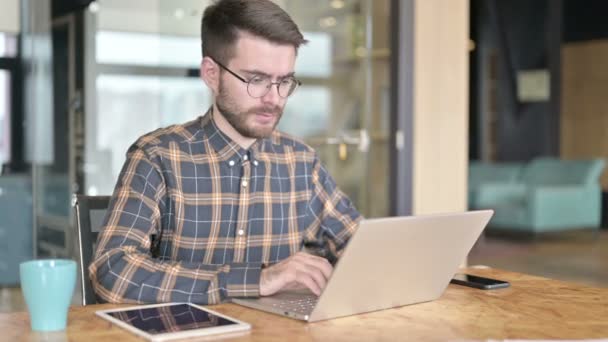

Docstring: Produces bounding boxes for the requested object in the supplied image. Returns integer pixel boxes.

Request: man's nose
[261,83,281,105]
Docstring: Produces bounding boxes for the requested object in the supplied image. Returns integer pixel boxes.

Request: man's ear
[200,56,219,95]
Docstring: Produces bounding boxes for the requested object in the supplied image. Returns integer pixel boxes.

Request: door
[278,0,392,217]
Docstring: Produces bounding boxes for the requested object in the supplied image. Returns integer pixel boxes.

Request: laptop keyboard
[271,295,318,315]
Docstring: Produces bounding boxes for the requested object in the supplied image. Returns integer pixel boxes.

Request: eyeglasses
[212,59,301,98]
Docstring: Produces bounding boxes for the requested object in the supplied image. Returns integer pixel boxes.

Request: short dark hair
[201,0,308,64]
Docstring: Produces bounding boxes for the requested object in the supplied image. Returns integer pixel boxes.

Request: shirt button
[228,160,235,167]
[243,155,248,161]
[238,229,244,236]
[253,160,259,166]
[242,180,248,188]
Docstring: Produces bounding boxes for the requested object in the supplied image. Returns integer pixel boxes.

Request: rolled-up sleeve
[305,154,362,263]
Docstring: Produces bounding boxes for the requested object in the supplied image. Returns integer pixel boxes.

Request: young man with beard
[90,0,362,305]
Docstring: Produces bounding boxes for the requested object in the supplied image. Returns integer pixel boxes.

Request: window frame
[0,33,24,173]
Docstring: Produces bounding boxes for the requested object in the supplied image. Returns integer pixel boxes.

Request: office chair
[73,194,110,306]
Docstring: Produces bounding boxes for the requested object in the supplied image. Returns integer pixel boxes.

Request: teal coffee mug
[19,259,77,331]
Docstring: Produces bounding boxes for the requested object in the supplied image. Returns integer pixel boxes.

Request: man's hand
[259,252,333,296]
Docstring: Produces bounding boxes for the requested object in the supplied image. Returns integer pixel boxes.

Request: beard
[216,79,284,139]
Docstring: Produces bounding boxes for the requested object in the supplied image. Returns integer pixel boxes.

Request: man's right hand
[259,252,333,297]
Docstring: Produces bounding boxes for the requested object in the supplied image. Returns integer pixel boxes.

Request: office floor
[1,230,606,313]
[469,229,608,287]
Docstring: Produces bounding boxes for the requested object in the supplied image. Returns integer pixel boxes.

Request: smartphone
[450,273,510,290]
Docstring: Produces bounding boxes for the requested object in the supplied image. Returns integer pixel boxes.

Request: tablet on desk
[96,302,250,341]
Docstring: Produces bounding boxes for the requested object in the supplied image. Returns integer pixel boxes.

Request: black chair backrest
[73,195,110,306]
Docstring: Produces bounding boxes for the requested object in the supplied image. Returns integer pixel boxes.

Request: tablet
[96,302,251,341]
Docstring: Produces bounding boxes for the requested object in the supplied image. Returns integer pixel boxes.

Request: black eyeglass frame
[212,58,302,98]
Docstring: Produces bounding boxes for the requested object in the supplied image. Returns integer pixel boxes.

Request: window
[96,31,200,68]
[0,33,17,57]
[88,24,333,194]
[295,32,332,77]
[279,86,330,137]
[0,32,18,168]
[87,74,211,195]
[0,70,10,165]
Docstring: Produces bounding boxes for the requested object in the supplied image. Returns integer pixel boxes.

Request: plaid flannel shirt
[90,110,362,304]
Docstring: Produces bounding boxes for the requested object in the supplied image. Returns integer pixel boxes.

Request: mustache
[248,106,283,116]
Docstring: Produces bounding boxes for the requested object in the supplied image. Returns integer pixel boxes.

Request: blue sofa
[470,158,606,233]
[468,161,523,209]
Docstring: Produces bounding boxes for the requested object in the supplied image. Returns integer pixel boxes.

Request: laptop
[232,210,493,322]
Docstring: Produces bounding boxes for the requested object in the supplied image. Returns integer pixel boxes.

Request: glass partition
[277,0,391,217]
[89,74,210,195]
[85,0,391,217]
[85,0,214,195]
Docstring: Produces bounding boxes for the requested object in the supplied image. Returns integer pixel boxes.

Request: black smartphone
[450,273,510,290]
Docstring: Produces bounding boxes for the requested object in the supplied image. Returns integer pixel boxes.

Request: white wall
[0,0,20,33]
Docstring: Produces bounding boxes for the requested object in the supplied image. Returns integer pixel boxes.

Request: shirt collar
[200,107,266,165]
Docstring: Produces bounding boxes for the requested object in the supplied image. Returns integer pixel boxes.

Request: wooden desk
[2,268,607,341]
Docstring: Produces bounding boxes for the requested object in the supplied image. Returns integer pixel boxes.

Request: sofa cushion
[521,158,605,186]
[469,161,523,189]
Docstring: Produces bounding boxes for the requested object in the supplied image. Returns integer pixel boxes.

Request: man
[90,0,361,305]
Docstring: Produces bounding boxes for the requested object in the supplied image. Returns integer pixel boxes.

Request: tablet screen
[105,303,238,335]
